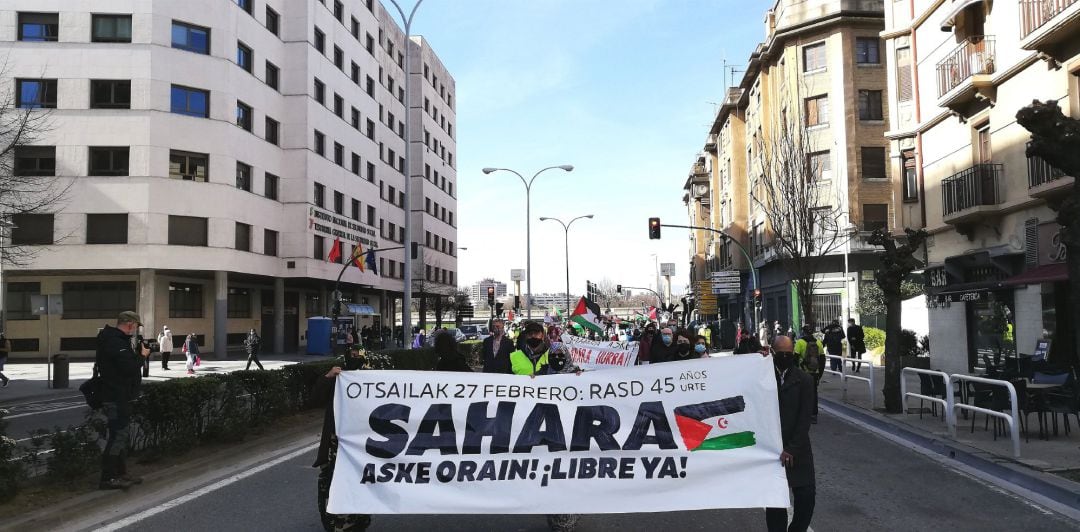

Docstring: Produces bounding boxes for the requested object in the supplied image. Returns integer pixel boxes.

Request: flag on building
[365,249,378,274]
[350,242,365,271]
[571,297,604,334]
[327,238,343,263]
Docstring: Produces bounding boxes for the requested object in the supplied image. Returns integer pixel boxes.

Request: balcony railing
[1027,154,1067,188]
[936,36,996,98]
[942,163,1003,216]
[1020,0,1078,39]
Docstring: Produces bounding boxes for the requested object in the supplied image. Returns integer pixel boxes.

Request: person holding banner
[312,347,372,532]
[763,335,817,532]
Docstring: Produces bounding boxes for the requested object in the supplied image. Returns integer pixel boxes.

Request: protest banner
[559,333,638,369]
[328,355,788,514]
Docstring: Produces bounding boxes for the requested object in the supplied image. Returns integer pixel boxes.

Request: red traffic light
[753,289,762,298]
[648,217,661,239]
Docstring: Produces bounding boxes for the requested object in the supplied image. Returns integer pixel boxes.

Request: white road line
[0,394,83,408]
[5,404,86,419]
[96,442,318,532]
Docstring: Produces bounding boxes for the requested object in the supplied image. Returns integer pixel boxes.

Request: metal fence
[1019,0,1078,39]
[936,36,996,97]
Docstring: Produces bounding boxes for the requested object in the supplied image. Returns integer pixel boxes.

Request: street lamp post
[482,165,574,320]
[539,215,593,317]
[386,0,424,350]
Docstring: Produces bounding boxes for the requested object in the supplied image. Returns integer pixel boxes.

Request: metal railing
[941,163,1003,216]
[936,36,996,98]
[951,374,1020,458]
[823,354,875,409]
[901,367,956,436]
[1027,154,1067,188]
[1020,0,1078,39]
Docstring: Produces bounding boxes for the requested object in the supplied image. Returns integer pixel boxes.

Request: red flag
[327,238,342,263]
[648,307,657,321]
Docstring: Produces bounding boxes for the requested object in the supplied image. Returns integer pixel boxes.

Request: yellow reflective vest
[510,349,548,376]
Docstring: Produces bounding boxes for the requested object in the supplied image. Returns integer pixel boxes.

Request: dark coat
[649,336,679,364]
[638,333,655,363]
[847,325,866,354]
[436,351,474,372]
[95,325,142,403]
[822,325,845,355]
[776,366,816,488]
[311,375,337,468]
[481,335,514,374]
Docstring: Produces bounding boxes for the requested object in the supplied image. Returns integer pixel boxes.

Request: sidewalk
[816,365,1080,472]
[0,352,333,406]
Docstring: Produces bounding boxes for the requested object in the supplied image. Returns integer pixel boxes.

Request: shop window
[6,282,41,320]
[169,282,204,318]
[63,281,136,319]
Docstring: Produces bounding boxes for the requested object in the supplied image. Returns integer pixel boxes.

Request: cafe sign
[1038,222,1066,266]
[309,206,379,249]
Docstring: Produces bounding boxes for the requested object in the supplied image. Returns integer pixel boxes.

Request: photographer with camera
[96,311,150,490]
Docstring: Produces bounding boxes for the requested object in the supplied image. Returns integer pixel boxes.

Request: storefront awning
[345,304,377,316]
[939,0,984,31]
[1003,263,1068,286]
[929,281,1005,303]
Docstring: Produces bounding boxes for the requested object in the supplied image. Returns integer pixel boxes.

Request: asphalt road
[107,413,1078,532]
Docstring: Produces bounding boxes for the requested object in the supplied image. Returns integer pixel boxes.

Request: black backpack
[802,337,820,372]
[79,365,103,410]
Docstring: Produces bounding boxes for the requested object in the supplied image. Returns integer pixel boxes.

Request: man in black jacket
[765,335,816,532]
[481,318,514,374]
[97,311,149,490]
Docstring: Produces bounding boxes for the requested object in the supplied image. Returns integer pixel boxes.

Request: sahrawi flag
[570,297,604,334]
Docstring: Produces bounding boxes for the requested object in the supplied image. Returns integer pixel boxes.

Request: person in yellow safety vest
[793,325,825,424]
[699,324,712,347]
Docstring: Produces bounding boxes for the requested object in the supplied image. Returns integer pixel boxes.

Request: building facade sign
[1038,222,1066,266]
[309,206,379,249]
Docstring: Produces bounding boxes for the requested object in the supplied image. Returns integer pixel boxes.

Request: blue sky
[410,0,767,297]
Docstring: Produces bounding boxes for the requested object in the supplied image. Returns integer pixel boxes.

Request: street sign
[510,269,525,282]
[712,288,740,295]
[709,270,740,278]
[660,263,676,277]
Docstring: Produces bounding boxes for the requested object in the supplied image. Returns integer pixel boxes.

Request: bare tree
[750,115,848,328]
[0,63,70,266]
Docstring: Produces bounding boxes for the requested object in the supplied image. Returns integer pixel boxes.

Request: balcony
[942,163,1003,225]
[1027,154,1075,199]
[1020,0,1080,56]
[936,36,996,110]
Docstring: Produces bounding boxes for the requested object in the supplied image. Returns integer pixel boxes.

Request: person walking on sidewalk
[157,326,173,371]
[183,333,200,375]
[764,335,816,532]
[794,326,825,424]
[0,332,10,387]
[243,329,264,370]
[96,311,150,490]
[822,320,846,373]
[846,319,866,373]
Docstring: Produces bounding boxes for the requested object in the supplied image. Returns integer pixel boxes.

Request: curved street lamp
[539,215,594,317]
[482,165,574,319]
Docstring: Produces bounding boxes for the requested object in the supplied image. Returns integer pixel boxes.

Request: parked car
[459,325,480,340]
[426,327,466,346]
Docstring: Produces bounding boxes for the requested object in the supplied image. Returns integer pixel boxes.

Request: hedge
[864,327,886,352]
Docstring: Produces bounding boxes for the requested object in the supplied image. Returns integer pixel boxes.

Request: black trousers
[246,350,264,370]
[101,401,132,481]
[766,484,815,532]
[161,351,171,369]
[141,354,151,377]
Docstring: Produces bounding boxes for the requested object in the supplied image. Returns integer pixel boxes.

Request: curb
[820,396,1080,518]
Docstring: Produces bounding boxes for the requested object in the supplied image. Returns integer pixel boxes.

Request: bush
[899,329,923,357]
[0,409,22,502]
[864,327,885,352]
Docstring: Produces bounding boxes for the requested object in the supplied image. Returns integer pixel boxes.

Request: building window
[366,76,375,97]
[314,182,325,208]
[314,78,325,104]
[168,215,208,246]
[63,282,136,320]
[804,95,828,127]
[352,153,360,174]
[88,146,129,176]
[367,205,376,226]
[334,94,344,117]
[264,172,279,200]
[236,100,253,131]
[334,1,344,22]
[172,20,210,54]
[860,147,886,180]
[263,229,278,256]
[334,191,344,215]
[334,142,344,165]
[265,116,279,145]
[351,199,360,221]
[314,130,325,156]
[86,213,128,244]
[235,0,253,14]
[366,161,375,182]
[265,6,280,35]
[237,41,253,73]
[334,46,344,69]
[235,222,251,252]
[265,61,279,90]
[227,288,251,318]
[902,150,918,202]
[6,282,41,321]
[366,33,375,54]
[858,90,883,120]
[16,79,57,109]
[896,46,913,102]
[313,235,326,260]
[352,62,361,84]
[855,37,880,64]
[169,150,208,182]
[169,283,204,318]
[18,12,58,42]
[808,151,831,182]
[90,79,130,109]
[91,14,132,43]
[862,204,889,232]
[170,85,210,118]
[351,17,360,39]
[11,213,54,245]
[236,161,252,191]
[14,146,55,177]
[314,27,325,53]
[802,42,826,72]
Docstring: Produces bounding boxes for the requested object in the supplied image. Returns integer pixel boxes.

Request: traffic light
[649,217,661,239]
[616,284,622,294]
[753,289,762,301]
[495,302,504,315]
[487,286,495,306]
[514,295,521,310]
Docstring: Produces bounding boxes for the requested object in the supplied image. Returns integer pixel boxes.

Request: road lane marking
[0,394,83,408]
[5,404,86,419]
[96,442,318,531]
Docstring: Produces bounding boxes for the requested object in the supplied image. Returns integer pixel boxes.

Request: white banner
[560,333,639,369]
[328,356,789,514]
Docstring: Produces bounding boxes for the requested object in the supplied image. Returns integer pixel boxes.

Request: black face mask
[344,354,365,370]
[773,352,795,371]
[676,344,691,355]
[525,337,545,350]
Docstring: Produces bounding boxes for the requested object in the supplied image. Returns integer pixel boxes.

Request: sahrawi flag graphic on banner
[570,296,604,334]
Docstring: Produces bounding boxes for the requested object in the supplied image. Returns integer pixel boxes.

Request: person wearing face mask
[693,334,711,358]
[649,327,679,364]
[510,321,551,376]
[638,323,657,365]
[667,331,705,362]
[763,335,816,532]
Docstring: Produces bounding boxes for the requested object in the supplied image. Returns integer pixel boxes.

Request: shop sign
[309,206,379,249]
[925,267,949,289]
[1038,223,1066,266]
[932,291,982,305]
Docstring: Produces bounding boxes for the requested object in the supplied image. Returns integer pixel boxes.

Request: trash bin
[52,354,69,389]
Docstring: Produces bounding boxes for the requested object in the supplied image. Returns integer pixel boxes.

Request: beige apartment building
[686,0,894,330]
[882,0,1077,374]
